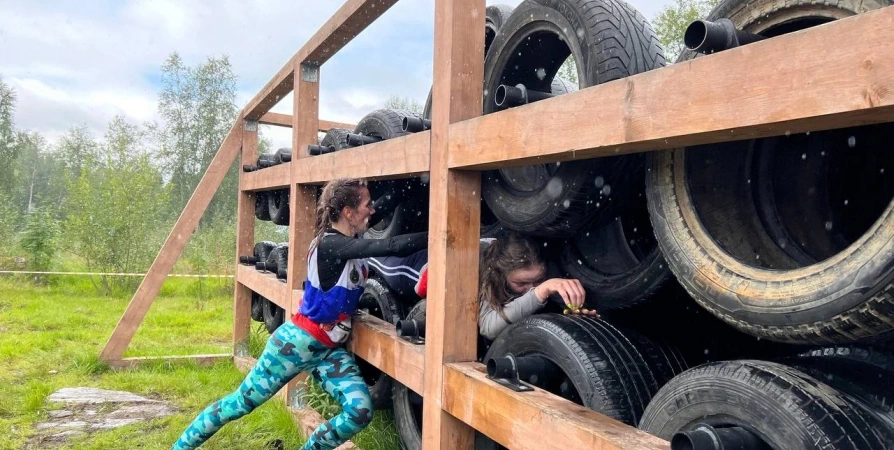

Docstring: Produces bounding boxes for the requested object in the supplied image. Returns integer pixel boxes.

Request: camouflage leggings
[172,322,373,450]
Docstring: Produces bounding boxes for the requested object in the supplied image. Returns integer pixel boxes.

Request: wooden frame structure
[99,1,894,448]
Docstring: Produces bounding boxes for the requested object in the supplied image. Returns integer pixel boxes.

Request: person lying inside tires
[173,178,427,450]
[369,230,598,341]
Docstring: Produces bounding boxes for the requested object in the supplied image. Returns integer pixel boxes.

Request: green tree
[0,77,18,195]
[555,57,579,88]
[19,206,59,275]
[65,116,170,293]
[11,131,63,216]
[653,0,720,62]
[155,53,239,224]
[57,125,98,180]
[383,94,423,115]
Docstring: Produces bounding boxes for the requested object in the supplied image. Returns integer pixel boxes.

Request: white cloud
[0,0,673,150]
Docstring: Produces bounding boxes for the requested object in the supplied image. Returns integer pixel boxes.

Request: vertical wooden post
[281,60,321,408]
[422,0,485,449]
[233,120,259,355]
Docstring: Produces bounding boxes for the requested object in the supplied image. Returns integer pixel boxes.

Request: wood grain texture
[293,131,430,184]
[234,123,258,348]
[448,6,894,169]
[100,121,243,361]
[348,312,425,394]
[443,363,670,450]
[236,265,289,311]
[241,162,291,192]
[258,112,355,132]
[422,0,486,449]
[243,0,400,120]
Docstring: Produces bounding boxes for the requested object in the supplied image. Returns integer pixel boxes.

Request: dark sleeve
[368,191,404,225]
[319,231,429,262]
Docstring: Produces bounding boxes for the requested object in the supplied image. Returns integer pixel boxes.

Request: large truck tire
[639,360,894,449]
[646,0,894,344]
[479,0,663,236]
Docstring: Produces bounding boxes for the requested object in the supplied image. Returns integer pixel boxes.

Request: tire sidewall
[648,0,894,331]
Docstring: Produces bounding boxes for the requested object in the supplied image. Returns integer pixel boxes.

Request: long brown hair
[312,178,367,249]
[478,231,545,311]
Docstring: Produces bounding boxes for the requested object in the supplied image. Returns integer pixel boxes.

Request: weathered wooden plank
[258,112,355,132]
[448,6,894,169]
[241,162,291,192]
[422,0,486,449]
[443,363,670,450]
[348,313,425,394]
[293,131,430,184]
[243,0,400,120]
[234,122,259,350]
[236,264,289,311]
[100,121,243,361]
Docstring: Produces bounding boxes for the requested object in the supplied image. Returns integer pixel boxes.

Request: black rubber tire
[353,278,402,409]
[273,243,289,280]
[645,0,894,344]
[267,189,290,226]
[273,147,291,164]
[262,296,285,334]
[475,314,686,449]
[354,108,417,142]
[485,4,514,54]
[253,241,277,262]
[393,300,426,450]
[480,0,663,236]
[250,292,266,322]
[254,192,271,221]
[639,360,894,449]
[785,346,894,417]
[257,153,275,167]
[485,315,685,424]
[364,181,429,240]
[320,128,351,152]
[558,156,670,310]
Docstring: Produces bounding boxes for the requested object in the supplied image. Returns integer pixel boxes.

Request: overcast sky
[0,0,671,149]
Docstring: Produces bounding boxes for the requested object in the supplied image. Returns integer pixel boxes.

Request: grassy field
[0,276,401,450]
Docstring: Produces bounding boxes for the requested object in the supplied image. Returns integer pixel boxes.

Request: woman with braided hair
[173,178,427,450]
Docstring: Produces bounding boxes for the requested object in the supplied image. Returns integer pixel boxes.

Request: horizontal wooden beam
[443,363,669,450]
[348,313,425,394]
[243,0,400,120]
[236,264,289,310]
[241,163,291,192]
[258,112,355,132]
[294,131,431,184]
[448,7,894,169]
[319,119,356,132]
[108,354,231,370]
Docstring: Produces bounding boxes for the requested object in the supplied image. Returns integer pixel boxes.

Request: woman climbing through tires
[172,178,428,450]
[370,230,597,341]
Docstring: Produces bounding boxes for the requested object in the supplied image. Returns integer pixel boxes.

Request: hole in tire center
[685,123,894,270]
[683,15,892,271]
[489,26,578,194]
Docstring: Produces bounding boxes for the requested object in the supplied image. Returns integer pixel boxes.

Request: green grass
[0,276,401,450]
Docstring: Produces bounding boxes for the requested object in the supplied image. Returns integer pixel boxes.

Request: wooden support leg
[282,60,321,405]
[100,121,244,362]
[422,0,485,449]
[234,121,259,356]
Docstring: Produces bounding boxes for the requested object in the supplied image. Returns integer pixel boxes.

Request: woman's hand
[534,278,585,308]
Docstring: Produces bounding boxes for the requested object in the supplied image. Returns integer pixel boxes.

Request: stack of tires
[240,241,289,334]
[385,0,894,448]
